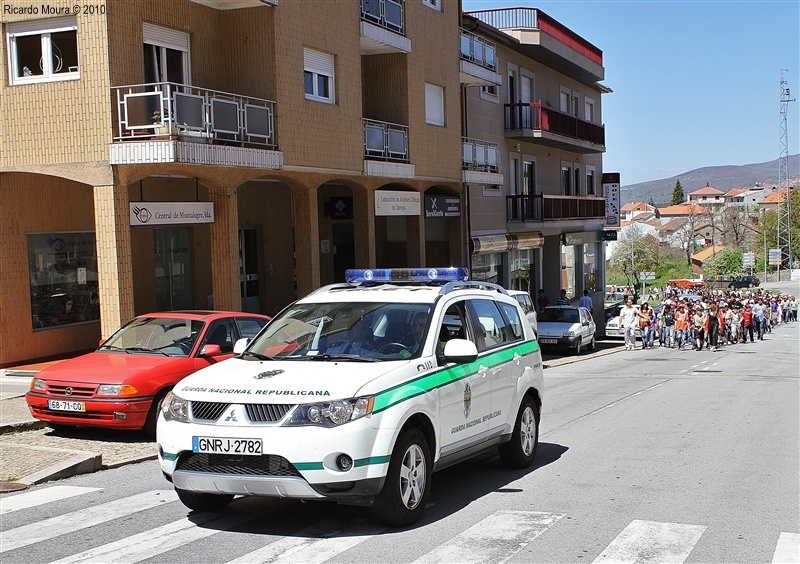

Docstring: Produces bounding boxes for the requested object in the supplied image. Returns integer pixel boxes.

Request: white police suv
[157,268,544,526]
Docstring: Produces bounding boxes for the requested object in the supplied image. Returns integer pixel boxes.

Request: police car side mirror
[443,339,478,364]
[233,338,250,355]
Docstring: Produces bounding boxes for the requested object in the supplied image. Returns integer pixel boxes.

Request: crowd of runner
[616,284,797,352]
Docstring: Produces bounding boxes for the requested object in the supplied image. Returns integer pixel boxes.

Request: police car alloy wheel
[156,268,544,527]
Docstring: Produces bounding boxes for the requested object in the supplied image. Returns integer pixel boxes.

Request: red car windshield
[99,317,204,357]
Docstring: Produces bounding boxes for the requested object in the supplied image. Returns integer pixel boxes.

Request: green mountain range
[621,154,800,206]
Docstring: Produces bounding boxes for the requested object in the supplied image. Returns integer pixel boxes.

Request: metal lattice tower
[777,70,795,270]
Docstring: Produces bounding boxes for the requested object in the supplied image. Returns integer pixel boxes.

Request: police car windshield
[246,302,432,361]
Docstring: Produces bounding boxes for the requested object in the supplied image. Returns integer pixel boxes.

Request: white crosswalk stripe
[772,532,800,564]
[50,502,267,563]
[0,486,102,515]
[0,490,176,554]
[226,517,387,564]
[413,510,564,563]
[592,520,706,564]
[2,489,794,564]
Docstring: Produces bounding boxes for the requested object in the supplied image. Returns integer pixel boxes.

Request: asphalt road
[2,318,797,563]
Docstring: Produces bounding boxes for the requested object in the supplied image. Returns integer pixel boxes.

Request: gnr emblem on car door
[463,382,472,418]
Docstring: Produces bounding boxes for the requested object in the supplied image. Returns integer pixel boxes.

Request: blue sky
[462,0,800,186]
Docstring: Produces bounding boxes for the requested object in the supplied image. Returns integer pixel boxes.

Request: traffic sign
[639,271,656,280]
[742,252,755,268]
[769,248,782,266]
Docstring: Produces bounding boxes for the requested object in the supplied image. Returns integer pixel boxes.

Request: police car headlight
[285,397,374,427]
[162,391,190,423]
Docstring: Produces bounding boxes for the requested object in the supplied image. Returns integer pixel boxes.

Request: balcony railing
[466,7,602,65]
[361,0,404,35]
[505,102,605,147]
[112,82,277,149]
[364,118,409,162]
[507,194,605,222]
[462,137,499,173]
[459,28,496,72]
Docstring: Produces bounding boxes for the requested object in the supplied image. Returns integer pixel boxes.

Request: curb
[20,451,103,486]
[0,420,47,435]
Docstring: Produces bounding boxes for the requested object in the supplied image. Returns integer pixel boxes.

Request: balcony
[360,0,411,55]
[459,28,501,86]
[363,119,414,178]
[110,82,282,169]
[462,137,503,185]
[466,7,604,84]
[507,194,605,222]
[505,102,605,154]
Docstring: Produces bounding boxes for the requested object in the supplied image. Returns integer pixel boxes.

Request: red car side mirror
[200,344,222,357]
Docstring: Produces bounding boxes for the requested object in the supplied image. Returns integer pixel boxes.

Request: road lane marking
[1,490,177,553]
[226,517,387,563]
[592,519,706,564]
[51,503,263,563]
[772,532,800,564]
[413,510,564,563]
[0,486,101,515]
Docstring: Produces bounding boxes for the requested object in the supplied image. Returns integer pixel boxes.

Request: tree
[675,204,704,266]
[671,180,685,206]
[702,246,744,279]
[608,224,660,290]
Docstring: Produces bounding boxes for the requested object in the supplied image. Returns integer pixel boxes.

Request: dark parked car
[728,275,760,289]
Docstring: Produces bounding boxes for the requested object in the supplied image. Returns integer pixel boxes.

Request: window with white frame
[559,87,570,113]
[509,154,520,195]
[6,17,79,85]
[423,0,442,11]
[573,165,581,196]
[586,166,596,195]
[584,96,595,122]
[425,83,444,126]
[523,158,536,195]
[304,47,335,104]
[143,23,190,85]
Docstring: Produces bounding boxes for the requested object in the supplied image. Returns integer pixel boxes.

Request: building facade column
[93,184,135,337]
[354,188,376,267]
[406,208,425,267]
[292,183,321,298]
[208,185,241,311]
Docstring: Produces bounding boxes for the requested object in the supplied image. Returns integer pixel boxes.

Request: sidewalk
[0,361,156,492]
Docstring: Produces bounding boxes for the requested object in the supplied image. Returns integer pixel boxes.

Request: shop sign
[602,172,621,227]
[375,190,420,216]
[130,202,214,226]
[328,197,353,220]
[561,231,603,246]
[424,195,460,218]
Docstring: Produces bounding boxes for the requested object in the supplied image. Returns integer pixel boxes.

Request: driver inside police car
[325,317,375,356]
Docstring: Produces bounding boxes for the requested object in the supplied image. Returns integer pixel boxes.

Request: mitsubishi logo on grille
[224,408,238,422]
[64,387,73,396]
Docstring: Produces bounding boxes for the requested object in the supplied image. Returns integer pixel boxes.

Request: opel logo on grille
[64,387,73,396]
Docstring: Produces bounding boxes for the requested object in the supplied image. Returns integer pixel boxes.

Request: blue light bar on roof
[345,267,469,284]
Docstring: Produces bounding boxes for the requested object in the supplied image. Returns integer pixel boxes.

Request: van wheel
[175,488,234,512]
[499,396,539,468]
[373,427,431,527]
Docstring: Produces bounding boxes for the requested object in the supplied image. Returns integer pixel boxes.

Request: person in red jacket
[741,303,754,343]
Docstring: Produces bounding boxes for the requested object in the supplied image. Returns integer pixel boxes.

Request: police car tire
[175,488,234,512]
[499,396,539,469]
[373,427,431,527]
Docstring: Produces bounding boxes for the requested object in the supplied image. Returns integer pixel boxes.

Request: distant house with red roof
[691,245,726,274]
[657,203,708,218]
[688,184,725,206]
[621,201,656,222]
[758,188,789,212]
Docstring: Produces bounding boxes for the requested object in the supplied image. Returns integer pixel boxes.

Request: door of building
[154,227,193,311]
[240,227,260,313]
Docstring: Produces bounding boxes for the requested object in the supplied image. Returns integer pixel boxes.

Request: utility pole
[777,70,795,276]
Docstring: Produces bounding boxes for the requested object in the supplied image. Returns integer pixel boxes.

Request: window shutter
[425,83,444,126]
[7,17,77,36]
[304,48,334,77]
[143,23,189,52]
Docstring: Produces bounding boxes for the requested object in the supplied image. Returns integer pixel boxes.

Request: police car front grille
[244,404,293,422]
[190,401,229,422]
[176,453,301,477]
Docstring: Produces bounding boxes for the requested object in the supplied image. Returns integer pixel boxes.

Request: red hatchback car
[26,311,270,436]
